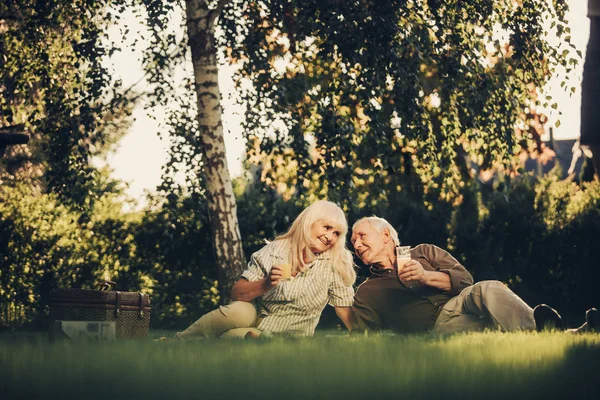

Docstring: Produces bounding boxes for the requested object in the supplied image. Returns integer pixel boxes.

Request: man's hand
[398,260,428,285]
[397,259,452,291]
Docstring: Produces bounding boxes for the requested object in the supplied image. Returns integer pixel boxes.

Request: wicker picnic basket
[49,283,151,339]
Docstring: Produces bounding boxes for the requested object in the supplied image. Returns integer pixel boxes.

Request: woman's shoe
[586,308,598,332]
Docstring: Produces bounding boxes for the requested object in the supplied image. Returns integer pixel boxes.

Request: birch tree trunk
[184,0,245,304]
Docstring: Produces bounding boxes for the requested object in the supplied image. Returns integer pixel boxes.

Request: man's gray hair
[352,216,400,246]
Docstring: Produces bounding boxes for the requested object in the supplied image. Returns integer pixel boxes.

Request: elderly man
[349,216,595,334]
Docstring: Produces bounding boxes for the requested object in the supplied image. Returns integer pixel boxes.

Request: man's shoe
[586,308,598,332]
[534,304,565,332]
[567,309,599,334]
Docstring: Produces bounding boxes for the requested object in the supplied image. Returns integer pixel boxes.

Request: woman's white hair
[276,200,356,286]
[352,216,400,246]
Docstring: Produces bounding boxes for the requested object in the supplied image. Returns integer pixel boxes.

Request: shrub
[0,184,144,329]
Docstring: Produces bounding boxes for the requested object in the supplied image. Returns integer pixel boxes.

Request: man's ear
[382,228,391,244]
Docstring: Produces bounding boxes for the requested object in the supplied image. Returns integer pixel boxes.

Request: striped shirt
[241,238,354,336]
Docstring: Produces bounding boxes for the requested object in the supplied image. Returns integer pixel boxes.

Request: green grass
[1,330,599,399]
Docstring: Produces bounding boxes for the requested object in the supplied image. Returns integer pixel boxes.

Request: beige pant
[433,280,536,334]
[177,301,262,339]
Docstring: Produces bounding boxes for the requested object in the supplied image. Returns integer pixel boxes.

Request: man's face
[350,221,390,265]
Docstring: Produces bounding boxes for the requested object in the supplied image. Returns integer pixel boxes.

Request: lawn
[1,330,599,399]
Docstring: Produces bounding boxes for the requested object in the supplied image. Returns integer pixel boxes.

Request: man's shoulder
[411,243,431,257]
[411,243,451,257]
[412,243,440,251]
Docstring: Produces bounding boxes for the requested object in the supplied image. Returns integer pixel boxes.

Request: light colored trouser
[177,301,262,339]
[433,280,536,334]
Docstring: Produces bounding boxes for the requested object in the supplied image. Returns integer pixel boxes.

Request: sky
[102,1,591,206]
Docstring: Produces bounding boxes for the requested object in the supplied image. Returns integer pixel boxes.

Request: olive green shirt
[590,0,600,17]
[352,244,474,334]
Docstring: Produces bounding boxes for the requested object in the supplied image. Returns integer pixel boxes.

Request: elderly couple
[178,201,598,339]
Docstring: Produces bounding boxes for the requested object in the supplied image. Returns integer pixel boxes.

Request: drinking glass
[396,245,419,288]
[279,263,292,280]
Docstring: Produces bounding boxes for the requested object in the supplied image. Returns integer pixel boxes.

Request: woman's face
[309,220,341,253]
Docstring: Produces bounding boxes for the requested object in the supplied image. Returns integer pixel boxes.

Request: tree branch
[208,0,231,29]
[0,7,25,25]
[0,124,26,135]
[117,41,187,101]
[0,14,20,22]
[0,13,22,33]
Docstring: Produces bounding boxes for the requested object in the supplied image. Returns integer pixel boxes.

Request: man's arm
[423,270,451,291]
[416,244,474,294]
[398,261,452,291]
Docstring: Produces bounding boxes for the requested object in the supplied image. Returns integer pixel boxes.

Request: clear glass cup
[396,245,419,288]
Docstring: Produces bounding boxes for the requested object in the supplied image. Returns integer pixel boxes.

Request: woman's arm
[334,306,357,331]
[231,265,285,302]
[230,279,269,302]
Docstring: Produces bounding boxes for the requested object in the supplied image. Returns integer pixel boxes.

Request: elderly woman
[177,200,357,338]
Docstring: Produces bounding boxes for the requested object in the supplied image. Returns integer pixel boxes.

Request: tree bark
[184,0,245,304]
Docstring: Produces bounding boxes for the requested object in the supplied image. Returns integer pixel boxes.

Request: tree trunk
[184,0,245,304]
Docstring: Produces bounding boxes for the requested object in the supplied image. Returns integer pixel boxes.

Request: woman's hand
[265,265,285,290]
[232,265,294,302]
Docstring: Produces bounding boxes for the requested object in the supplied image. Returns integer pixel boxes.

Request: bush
[449,176,600,325]
[3,171,599,331]
[134,189,219,329]
[0,184,144,329]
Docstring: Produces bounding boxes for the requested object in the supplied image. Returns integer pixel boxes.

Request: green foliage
[0,179,143,329]
[0,0,135,209]
[235,170,303,254]
[0,0,215,329]
[134,189,220,329]
[220,0,576,206]
[0,179,223,330]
